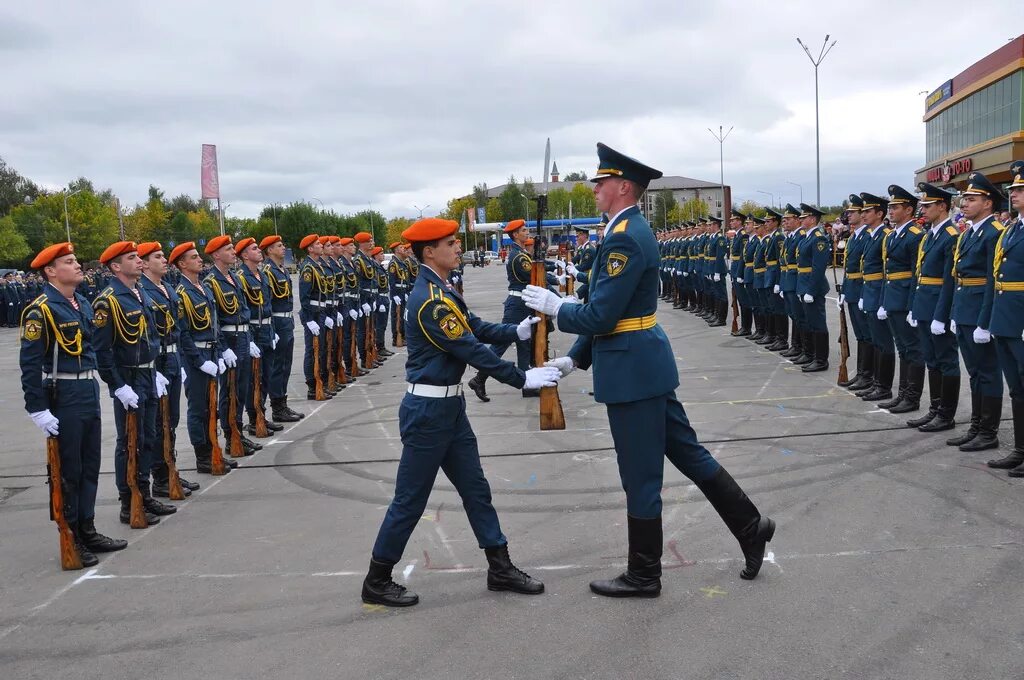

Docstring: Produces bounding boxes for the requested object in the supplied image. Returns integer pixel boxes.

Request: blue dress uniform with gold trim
[763,212,788,347]
[487,240,534,373]
[239,261,274,423]
[985,160,1024,473]
[741,229,759,333]
[204,265,252,438]
[710,227,729,322]
[949,172,1006,452]
[841,196,870,348]
[176,275,223,465]
[338,254,361,375]
[780,204,806,357]
[353,249,377,366]
[572,231,597,302]
[856,192,897,401]
[298,251,331,390]
[905,193,961,430]
[373,257,391,352]
[794,206,832,371]
[551,144,773,597]
[265,255,297,407]
[318,251,340,386]
[730,216,750,325]
[388,255,410,343]
[753,225,773,339]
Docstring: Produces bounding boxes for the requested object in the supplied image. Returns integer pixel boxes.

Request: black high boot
[960,395,1001,452]
[755,315,776,345]
[920,374,960,432]
[590,515,662,598]
[948,391,982,446]
[484,544,544,594]
[988,397,1024,471]
[749,313,765,341]
[861,352,896,401]
[792,330,815,365]
[907,369,941,427]
[119,493,161,526]
[71,531,99,568]
[78,518,127,553]
[468,373,490,402]
[887,362,925,414]
[780,325,802,357]
[839,341,865,388]
[695,468,775,580]
[848,343,876,392]
[767,315,789,351]
[878,358,909,410]
[800,331,830,372]
[361,558,419,607]
[271,397,301,423]
[708,301,726,327]
[732,307,752,336]
[141,482,177,516]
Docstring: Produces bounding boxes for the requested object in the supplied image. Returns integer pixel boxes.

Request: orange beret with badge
[259,235,282,250]
[370,246,383,256]
[299,234,320,250]
[137,242,163,259]
[354,231,373,243]
[169,241,196,264]
[234,237,256,255]
[339,237,354,246]
[31,242,75,270]
[99,240,138,265]
[504,219,525,234]
[204,235,233,255]
[402,218,459,243]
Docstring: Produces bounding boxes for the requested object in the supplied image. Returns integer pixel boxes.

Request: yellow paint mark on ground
[362,603,389,613]
[700,586,727,599]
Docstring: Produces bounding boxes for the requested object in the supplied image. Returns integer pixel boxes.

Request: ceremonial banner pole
[201,144,225,236]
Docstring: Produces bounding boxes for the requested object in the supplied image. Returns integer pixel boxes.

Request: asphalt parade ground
[1,264,1022,680]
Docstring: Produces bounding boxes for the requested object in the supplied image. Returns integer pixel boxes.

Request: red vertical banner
[201,144,220,199]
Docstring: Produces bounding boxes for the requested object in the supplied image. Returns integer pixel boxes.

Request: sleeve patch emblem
[439,313,464,340]
[93,308,109,328]
[302,270,312,282]
[606,252,628,276]
[23,319,42,342]
[817,242,826,251]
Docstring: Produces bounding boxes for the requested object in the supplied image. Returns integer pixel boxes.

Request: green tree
[485,197,502,222]
[0,215,31,266]
[670,197,710,224]
[568,182,597,217]
[738,200,766,219]
[384,217,413,246]
[562,171,588,182]
[651,189,677,229]
[471,183,489,210]
[547,187,571,219]
[0,156,39,217]
[497,176,523,221]
[440,196,476,226]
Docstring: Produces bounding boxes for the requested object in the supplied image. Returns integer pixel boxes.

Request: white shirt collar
[853,224,868,236]
[930,217,951,234]
[971,215,993,233]
[896,220,914,234]
[603,206,635,237]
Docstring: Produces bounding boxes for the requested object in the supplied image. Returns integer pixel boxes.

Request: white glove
[930,320,946,336]
[516,316,542,341]
[29,409,59,436]
[404,294,409,303]
[858,298,864,311]
[361,303,372,315]
[877,307,888,320]
[554,258,566,269]
[349,309,358,321]
[773,285,780,294]
[306,320,320,336]
[522,285,569,317]
[556,273,567,285]
[155,371,169,398]
[223,348,238,367]
[336,313,343,326]
[272,333,280,350]
[393,296,402,306]
[200,360,219,377]
[907,312,918,328]
[217,358,227,374]
[181,367,187,384]
[249,342,261,358]
[545,356,575,377]
[736,277,744,283]
[779,290,785,299]
[837,294,846,307]
[803,294,813,303]
[324,316,334,329]
[114,385,140,410]
[566,263,579,277]
[523,366,561,390]
[714,273,721,282]
[950,320,957,334]
[683,272,689,277]
[973,327,991,344]
[378,304,386,313]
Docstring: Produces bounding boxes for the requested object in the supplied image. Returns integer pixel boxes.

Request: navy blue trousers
[802,295,827,332]
[247,324,273,421]
[112,368,156,496]
[784,291,805,328]
[372,394,506,563]
[184,361,214,449]
[219,331,251,433]
[888,313,922,364]
[866,311,895,354]
[606,392,721,519]
[151,351,182,481]
[303,311,327,383]
[918,324,960,375]
[269,315,295,399]
[51,378,102,524]
[995,335,1024,400]
[957,325,1003,398]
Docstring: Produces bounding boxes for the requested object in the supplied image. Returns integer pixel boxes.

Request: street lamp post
[707,125,733,228]
[797,35,837,208]
[786,181,803,205]
[270,202,279,235]
[519,193,530,223]
[62,188,83,241]
[412,203,431,218]
[756,190,775,209]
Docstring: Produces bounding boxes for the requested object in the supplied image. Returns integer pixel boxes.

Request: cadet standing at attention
[261,235,304,422]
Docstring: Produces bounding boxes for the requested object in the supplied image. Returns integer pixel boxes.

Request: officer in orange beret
[237,237,285,434]
[369,245,392,356]
[336,237,366,378]
[387,242,412,347]
[20,243,127,567]
[297,234,332,399]
[93,241,176,525]
[352,231,385,369]
[260,235,304,421]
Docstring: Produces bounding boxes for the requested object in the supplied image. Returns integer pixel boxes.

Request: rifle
[47,436,82,570]
[349,318,359,375]
[207,378,227,475]
[125,409,147,528]
[731,285,740,334]
[325,327,337,392]
[365,314,377,365]
[227,366,245,456]
[160,395,186,500]
[251,356,269,437]
[531,138,566,431]
[336,323,349,384]
[313,334,325,400]
[831,237,850,385]
[394,301,405,347]
[557,243,567,293]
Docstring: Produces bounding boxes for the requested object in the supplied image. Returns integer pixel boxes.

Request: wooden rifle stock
[313,334,325,400]
[227,367,244,456]
[252,357,269,437]
[207,378,227,475]
[47,437,83,570]
[832,235,851,385]
[530,195,566,431]
[160,395,185,500]
[349,318,359,374]
[365,314,377,365]
[394,302,405,347]
[325,328,337,392]
[336,325,348,384]
[125,410,147,528]
[731,286,740,334]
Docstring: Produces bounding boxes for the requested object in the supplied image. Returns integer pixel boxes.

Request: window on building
[925,70,1022,163]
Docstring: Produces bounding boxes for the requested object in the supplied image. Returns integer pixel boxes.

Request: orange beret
[234,237,256,254]
[339,237,354,246]
[169,242,196,264]
[299,234,320,250]
[329,235,342,244]
[204,235,233,255]
[388,241,402,250]
[370,246,383,256]
[353,231,372,243]
[402,218,459,243]
[259,235,282,250]
[525,238,535,246]
[504,219,526,234]
[100,241,138,265]
[137,242,163,259]
[31,242,75,270]
[318,235,332,245]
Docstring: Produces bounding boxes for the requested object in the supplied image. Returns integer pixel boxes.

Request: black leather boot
[861,352,895,402]
[590,515,662,597]
[801,331,830,372]
[361,558,419,607]
[988,397,1024,471]
[792,331,815,365]
[272,397,301,423]
[907,368,941,427]
[919,374,959,432]
[152,477,190,498]
[695,468,775,580]
[72,532,99,568]
[142,483,177,516]
[780,326,802,357]
[749,313,765,341]
[878,358,909,409]
[848,343,876,392]
[887,362,925,414]
[755,315,776,345]
[119,493,161,526]
[708,301,726,327]
[484,544,544,594]
[947,391,981,446]
[839,341,865,388]
[283,397,305,419]
[78,518,127,552]
[241,435,263,451]
[767,315,789,351]
[468,373,490,403]
[960,395,1001,451]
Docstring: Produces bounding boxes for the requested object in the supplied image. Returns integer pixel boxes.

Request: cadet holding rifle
[261,235,304,422]
[21,242,126,568]
[237,237,284,435]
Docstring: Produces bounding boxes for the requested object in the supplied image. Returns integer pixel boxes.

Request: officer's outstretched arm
[418,299,525,388]
[557,235,643,336]
[465,311,519,346]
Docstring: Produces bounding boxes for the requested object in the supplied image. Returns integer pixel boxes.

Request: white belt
[272,312,292,318]
[507,290,524,297]
[344,293,359,299]
[406,383,463,398]
[194,341,216,349]
[46,370,96,380]
[126,361,154,369]
[249,318,272,325]
[160,343,178,353]
[310,300,327,307]
[220,324,247,333]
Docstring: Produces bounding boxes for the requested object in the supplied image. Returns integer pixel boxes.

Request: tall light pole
[270,202,279,235]
[707,125,733,229]
[786,181,803,205]
[756,190,775,208]
[519,192,530,223]
[62,188,83,241]
[412,203,431,218]
[797,35,837,207]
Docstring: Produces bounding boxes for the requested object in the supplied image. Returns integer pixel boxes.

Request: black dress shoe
[78,519,128,553]
[179,477,200,491]
[468,374,490,403]
[72,538,100,568]
[119,507,161,525]
[241,436,263,451]
[144,497,177,516]
[152,480,191,498]
[861,387,892,402]
[918,416,955,432]
[266,420,284,432]
[801,359,829,372]
[987,450,1024,469]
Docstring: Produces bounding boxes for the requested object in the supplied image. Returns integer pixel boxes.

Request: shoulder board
[612,220,628,234]
[29,293,46,307]
[95,286,114,300]
[945,225,958,237]
[993,221,1005,231]
[909,226,922,235]
[882,228,892,235]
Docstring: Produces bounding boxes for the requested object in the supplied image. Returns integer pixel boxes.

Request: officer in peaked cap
[762,208,788,350]
[855,192,897,401]
[729,209,751,335]
[779,204,807,359]
[794,204,832,371]
[840,194,874,390]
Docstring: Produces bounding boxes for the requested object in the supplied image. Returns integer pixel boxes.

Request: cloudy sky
[3,1,1021,218]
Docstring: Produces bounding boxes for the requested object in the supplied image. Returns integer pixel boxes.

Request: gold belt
[957,277,986,286]
[886,271,912,281]
[863,273,884,282]
[786,265,798,271]
[918,277,944,286]
[766,260,779,265]
[754,267,767,273]
[606,314,658,335]
[995,281,1024,292]
[845,272,863,280]
[797,267,812,273]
